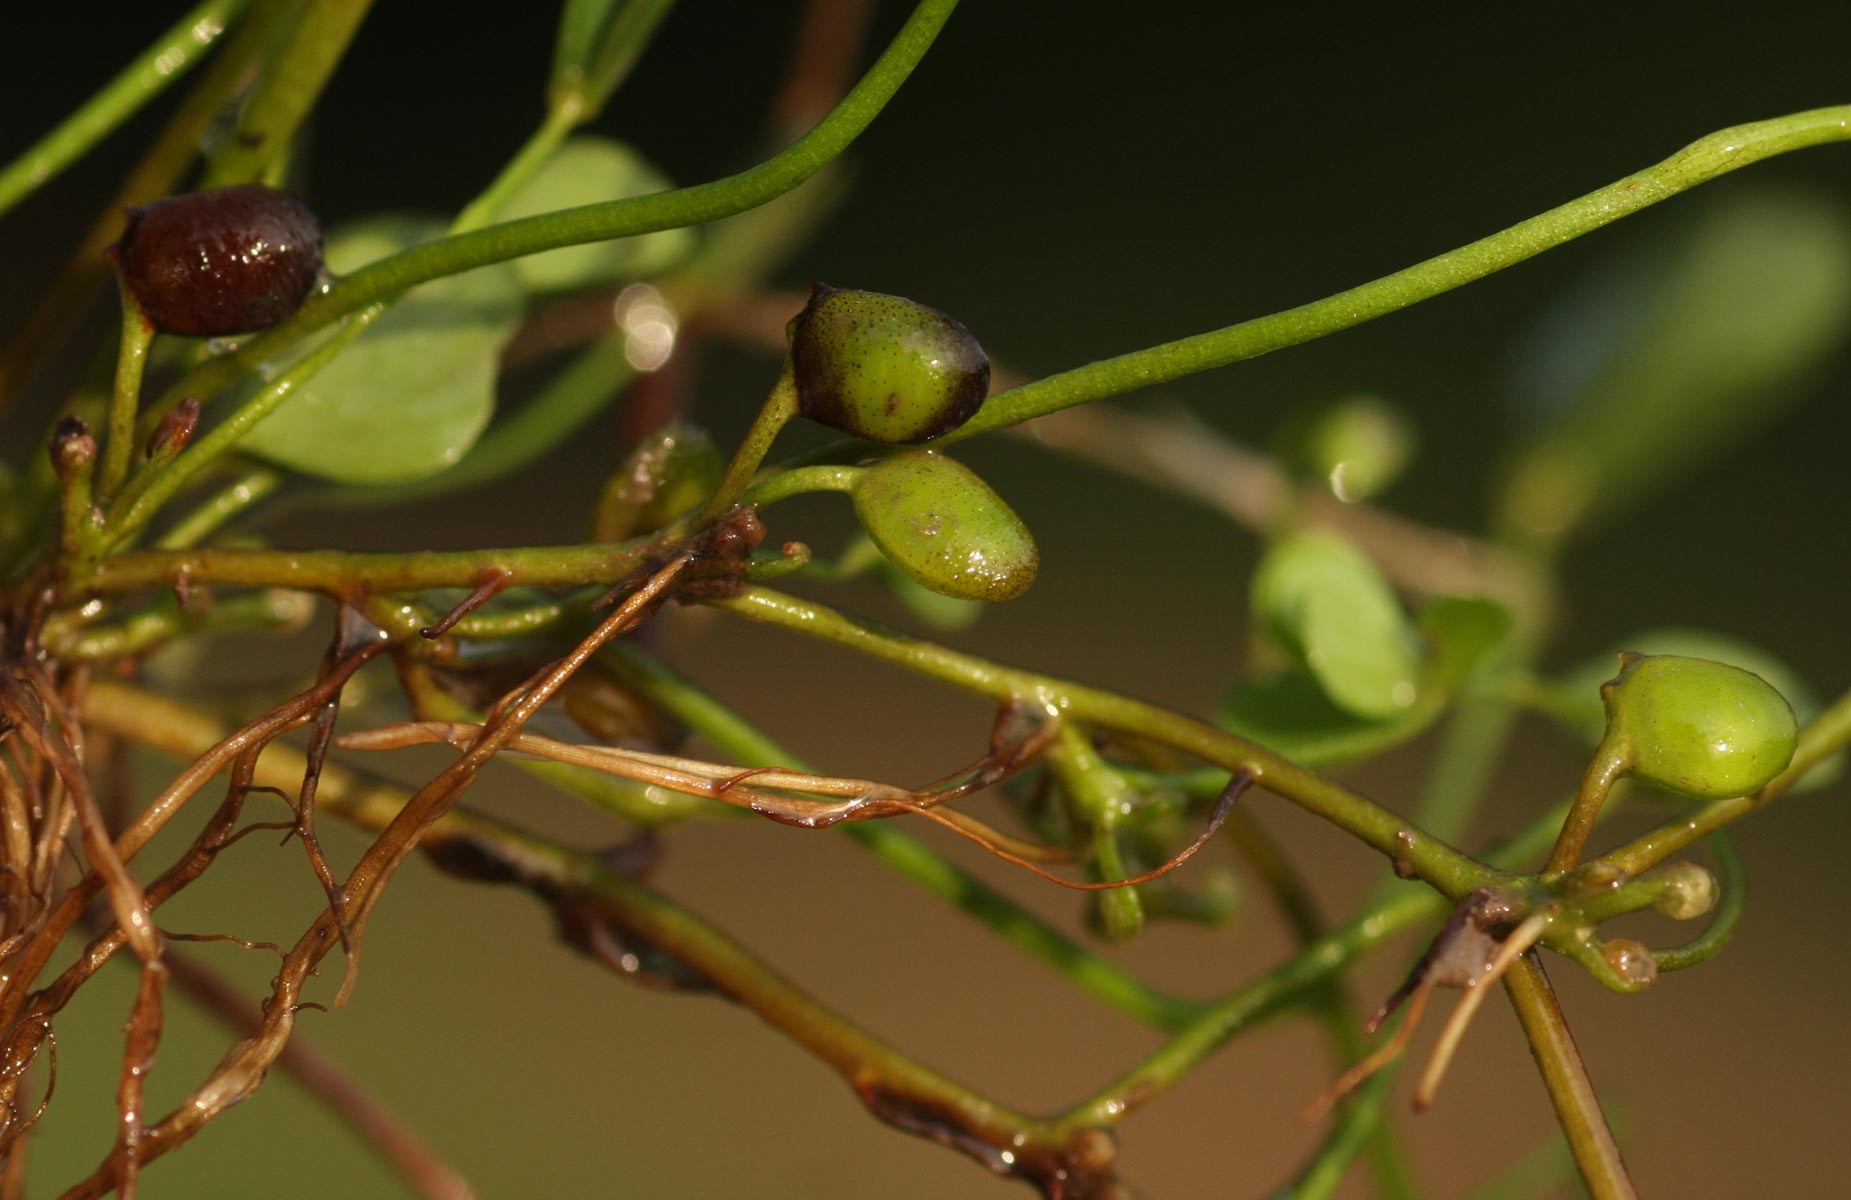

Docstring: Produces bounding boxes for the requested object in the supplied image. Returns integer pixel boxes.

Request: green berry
[789,283,989,444]
[1602,653,1798,800]
[850,451,1036,602]
[595,422,723,540]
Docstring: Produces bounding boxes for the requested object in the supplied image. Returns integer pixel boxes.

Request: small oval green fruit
[1602,653,1798,800]
[594,423,723,540]
[851,451,1036,602]
[789,283,989,444]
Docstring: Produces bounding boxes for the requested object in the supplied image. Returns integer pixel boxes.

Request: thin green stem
[551,0,681,120]
[1049,725,1143,939]
[45,589,309,662]
[597,643,1210,1029]
[198,0,375,187]
[740,462,861,508]
[452,102,583,235]
[98,279,156,502]
[106,305,383,546]
[141,0,962,429]
[689,363,798,525]
[70,536,652,601]
[1274,1068,1401,1200]
[1051,799,1572,1136]
[0,0,249,219]
[1222,806,1421,1200]
[1502,956,1637,1200]
[154,464,282,549]
[941,106,1851,443]
[1651,833,1744,973]
[1546,733,1629,874]
[710,586,1495,897]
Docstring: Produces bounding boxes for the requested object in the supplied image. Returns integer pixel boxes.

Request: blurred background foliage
[3,4,1849,1196]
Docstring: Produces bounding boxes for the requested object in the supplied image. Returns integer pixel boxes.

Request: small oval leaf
[1252,530,1421,719]
[241,215,523,483]
[500,136,694,294]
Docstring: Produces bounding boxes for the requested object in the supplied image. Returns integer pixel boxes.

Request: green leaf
[241,215,523,483]
[1251,529,1421,719]
[1498,186,1851,544]
[499,136,695,294]
[1219,594,1511,768]
[1422,596,1514,684]
[1273,392,1417,503]
[1540,629,1842,793]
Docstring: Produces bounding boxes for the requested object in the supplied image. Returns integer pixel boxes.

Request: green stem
[98,279,156,501]
[551,0,681,120]
[740,462,861,509]
[1048,726,1143,940]
[70,536,652,601]
[1223,806,1421,1200]
[198,0,375,187]
[711,586,1495,897]
[154,464,282,549]
[1545,732,1629,874]
[1051,797,1571,1135]
[141,0,962,428]
[597,643,1209,1029]
[1274,1068,1401,1200]
[452,102,583,234]
[1650,833,1744,973]
[46,588,309,662]
[941,106,1851,443]
[105,305,383,546]
[689,363,798,525]
[1502,956,1637,1200]
[0,0,249,219]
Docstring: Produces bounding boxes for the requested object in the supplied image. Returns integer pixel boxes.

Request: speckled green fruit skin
[1603,653,1798,800]
[789,283,990,444]
[851,451,1036,602]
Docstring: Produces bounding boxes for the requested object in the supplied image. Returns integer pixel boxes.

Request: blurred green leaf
[550,0,679,121]
[1274,392,1416,503]
[1251,529,1421,719]
[242,215,522,483]
[500,136,695,294]
[1422,595,1514,683]
[1540,628,1842,792]
[1498,186,1851,545]
[1220,593,1511,767]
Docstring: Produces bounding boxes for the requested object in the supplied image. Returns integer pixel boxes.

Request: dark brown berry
[115,185,323,337]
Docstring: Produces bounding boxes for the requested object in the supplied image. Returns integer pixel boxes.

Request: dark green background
[4,4,1850,1196]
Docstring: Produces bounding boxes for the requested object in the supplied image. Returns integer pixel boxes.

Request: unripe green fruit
[595,422,723,540]
[1602,653,1798,800]
[789,283,989,444]
[850,451,1037,602]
